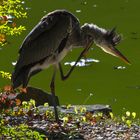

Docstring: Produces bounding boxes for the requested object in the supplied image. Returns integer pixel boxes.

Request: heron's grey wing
[19,16,58,53]
[16,14,72,71]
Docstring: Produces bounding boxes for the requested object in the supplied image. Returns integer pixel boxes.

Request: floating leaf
[126,111,131,117]
[132,112,136,119]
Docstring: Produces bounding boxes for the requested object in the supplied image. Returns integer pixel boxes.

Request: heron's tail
[12,65,42,89]
[12,67,30,89]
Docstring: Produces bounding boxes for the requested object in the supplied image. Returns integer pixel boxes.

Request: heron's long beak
[100,45,131,65]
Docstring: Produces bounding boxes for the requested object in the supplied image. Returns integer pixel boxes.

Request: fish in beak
[95,27,131,65]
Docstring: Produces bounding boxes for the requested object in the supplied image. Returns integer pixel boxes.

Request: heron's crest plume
[81,23,121,46]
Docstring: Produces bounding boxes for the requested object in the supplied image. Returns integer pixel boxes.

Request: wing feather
[15,10,79,72]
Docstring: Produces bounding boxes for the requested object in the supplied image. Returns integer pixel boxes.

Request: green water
[0,0,140,115]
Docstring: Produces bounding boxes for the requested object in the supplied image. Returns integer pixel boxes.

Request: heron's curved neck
[81,23,107,41]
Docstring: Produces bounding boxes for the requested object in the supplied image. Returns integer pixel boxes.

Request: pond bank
[1,103,140,140]
[0,87,140,139]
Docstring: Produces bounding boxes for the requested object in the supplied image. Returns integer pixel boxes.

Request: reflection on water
[64,58,100,67]
[131,32,137,35]
[110,98,117,104]
[114,66,126,70]
[75,9,81,13]
[93,4,97,8]
[25,7,31,10]
[131,37,139,40]
[12,61,17,66]
[82,1,87,5]
[130,32,139,40]
[127,85,140,90]
[12,58,100,67]
[76,88,82,92]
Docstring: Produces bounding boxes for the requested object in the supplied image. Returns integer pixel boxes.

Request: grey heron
[12,10,130,122]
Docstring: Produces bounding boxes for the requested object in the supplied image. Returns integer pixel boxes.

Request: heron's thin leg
[59,42,93,80]
[50,67,59,123]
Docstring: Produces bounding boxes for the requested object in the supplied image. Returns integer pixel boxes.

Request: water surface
[0,0,140,115]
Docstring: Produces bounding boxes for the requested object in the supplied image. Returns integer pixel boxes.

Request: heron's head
[81,24,130,65]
